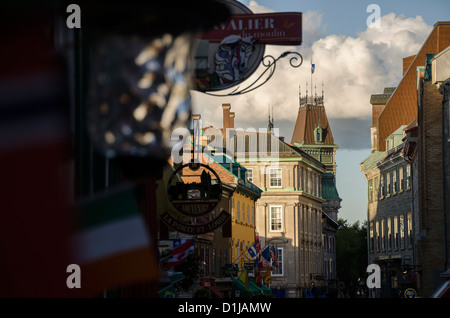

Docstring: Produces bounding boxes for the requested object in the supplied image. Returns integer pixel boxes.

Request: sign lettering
[202,13,302,45]
[161,210,231,235]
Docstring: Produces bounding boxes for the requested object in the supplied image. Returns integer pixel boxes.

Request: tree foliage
[336,218,368,297]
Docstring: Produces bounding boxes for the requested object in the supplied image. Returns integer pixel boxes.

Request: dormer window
[314,126,323,143]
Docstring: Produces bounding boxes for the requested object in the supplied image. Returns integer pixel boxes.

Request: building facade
[291,89,341,287]
[217,103,332,297]
[361,21,450,298]
[416,43,450,297]
[361,124,416,298]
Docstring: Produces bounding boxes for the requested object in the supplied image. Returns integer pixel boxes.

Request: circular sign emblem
[167,163,222,216]
[404,288,417,298]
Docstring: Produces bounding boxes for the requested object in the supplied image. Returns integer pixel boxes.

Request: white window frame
[270,205,283,232]
[269,168,282,188]
[247,168,253,183]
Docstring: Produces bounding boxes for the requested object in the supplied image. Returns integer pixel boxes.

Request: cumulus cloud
[190,2,432,149]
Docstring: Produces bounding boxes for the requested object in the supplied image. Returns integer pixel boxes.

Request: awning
[232,278,256,297]
[432,280,450,298]
[231,277,271,297]
[207,285,224,298]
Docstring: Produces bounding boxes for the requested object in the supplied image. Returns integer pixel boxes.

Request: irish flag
[71,184,158,296]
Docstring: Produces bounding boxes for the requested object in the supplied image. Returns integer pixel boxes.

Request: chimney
[229,112,235,129]
[222,103,231,131]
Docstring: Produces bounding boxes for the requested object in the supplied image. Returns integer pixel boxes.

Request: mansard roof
[291,103,337,147]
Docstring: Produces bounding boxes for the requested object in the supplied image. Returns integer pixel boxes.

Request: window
[374,176,379,201]
[387,217,392,250]
[375,221,379,251]
[407,212,413,248]
[380,174,385,198]
[368,179,373,203]
[370,222,374,252]
[270,206,283,232]
[393,217,399,249]
[242,202,245,223]
[314,127,323,143]
[406,164,411,189]
[270,168,282,188]
[386,172,391,196]
[400,214,405,249]
[251,206,254,225]
[393,169,397,194]
[247,205,250,224]
[237,200,240,221]
[399,166,404,191]
[247,168,253,183]
[271,247,283,276]
[232,199,234,220]
[381,218,385,250]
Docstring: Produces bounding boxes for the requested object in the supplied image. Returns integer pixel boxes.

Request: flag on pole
[72,184,159,296]
[238,270,250,291]
[311,63,315,74]
[261,245,271,262]
[247,243,260,266]
[270,246,279,268]
[158,284,178,298]
[263,270,272,286]
[163,239,195,270]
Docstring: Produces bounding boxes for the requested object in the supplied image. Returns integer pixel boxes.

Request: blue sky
[192,0,450,224]
[239,0,450,37]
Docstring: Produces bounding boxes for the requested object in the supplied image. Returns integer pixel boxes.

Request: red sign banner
[201,12,302,45]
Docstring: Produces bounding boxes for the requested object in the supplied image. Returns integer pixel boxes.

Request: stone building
[217,103,328,297]
[361,21,450,298]
[416,43,450,297]
[361,122,416,298]
[291,88,341,287]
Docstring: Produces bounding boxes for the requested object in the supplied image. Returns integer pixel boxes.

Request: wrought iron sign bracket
[201,51,303,97]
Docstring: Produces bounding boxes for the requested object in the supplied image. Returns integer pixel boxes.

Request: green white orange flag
[71,184,158,296]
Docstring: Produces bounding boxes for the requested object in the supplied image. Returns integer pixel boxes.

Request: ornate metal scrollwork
[201,51,303,97]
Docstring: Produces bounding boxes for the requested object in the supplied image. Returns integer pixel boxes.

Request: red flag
[162,239,194,270]
[270,246,279,268]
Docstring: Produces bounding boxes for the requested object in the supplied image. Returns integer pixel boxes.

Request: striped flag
[162,239,195,269]
[270,246,279,268]
[72,184,159,296]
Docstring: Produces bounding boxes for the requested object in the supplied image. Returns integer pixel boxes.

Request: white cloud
[190,3,432,148]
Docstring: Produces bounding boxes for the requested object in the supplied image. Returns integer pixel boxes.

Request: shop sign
[201,12,302,45]
[193,0,302,92]
[160,210,231,235]
[404,288,417,298]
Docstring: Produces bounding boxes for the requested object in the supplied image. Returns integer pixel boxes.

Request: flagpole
[231,241,271,270]
[310,57,313,97]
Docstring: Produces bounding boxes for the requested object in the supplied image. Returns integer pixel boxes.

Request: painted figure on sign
[214,35,255,84]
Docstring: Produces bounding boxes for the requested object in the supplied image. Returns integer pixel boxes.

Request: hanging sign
[160,210,230,235]
[201,12,302,45]
[163,163,230,234]
[193,0,302,92]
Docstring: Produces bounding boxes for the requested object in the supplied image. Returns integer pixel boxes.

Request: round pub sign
[404,288,417,298]
[167,163,222,216]
[193,0,302,92]
[163,163,230,235]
